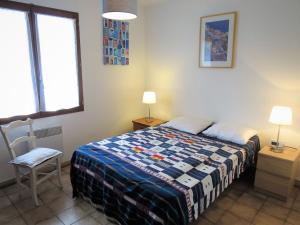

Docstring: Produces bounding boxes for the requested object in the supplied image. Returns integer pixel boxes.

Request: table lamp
[269,106,293,152]
[142,91,156,122]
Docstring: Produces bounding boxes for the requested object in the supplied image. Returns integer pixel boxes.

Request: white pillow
[202,123,257,145]
[162,117,213,134]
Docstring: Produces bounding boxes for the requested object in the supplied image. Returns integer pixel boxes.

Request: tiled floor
[0,166,299,225]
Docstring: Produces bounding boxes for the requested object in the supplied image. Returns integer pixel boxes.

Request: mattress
[71,126,260,225]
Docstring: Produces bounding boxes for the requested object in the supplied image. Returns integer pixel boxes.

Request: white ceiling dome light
[102,0,137,20]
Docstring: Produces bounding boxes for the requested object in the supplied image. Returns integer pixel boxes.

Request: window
[0,1,83,124]
[0,8,37,118]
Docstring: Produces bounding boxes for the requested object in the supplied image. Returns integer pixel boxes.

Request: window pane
[37,14,80,112]
[0,8,37,118]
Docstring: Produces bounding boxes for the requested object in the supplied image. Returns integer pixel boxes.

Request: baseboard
[0,178,15,189]
[0,161,70,189]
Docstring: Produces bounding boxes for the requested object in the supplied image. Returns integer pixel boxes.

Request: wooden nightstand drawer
[255,170,290,198]
[133,123,147,131]
[132,118,166,131]
[254,146,300,200]
[257,155,293,178]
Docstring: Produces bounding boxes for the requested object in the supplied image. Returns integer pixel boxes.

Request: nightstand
[132,118,166,131]
[254,146,300,200]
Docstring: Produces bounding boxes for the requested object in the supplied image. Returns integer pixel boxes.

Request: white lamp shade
[269,106,293,125]
[143,91,156,104]
[102,0,137,20]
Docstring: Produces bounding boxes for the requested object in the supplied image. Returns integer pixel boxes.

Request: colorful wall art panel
[103,19,129,65]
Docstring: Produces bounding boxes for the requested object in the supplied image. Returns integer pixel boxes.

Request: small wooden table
[254,146,300,200]
[132,118,166,131]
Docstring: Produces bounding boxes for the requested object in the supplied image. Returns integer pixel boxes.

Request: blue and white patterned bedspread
[71,126,260,225]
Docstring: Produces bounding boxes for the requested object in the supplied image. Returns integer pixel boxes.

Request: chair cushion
[9,148,62,168]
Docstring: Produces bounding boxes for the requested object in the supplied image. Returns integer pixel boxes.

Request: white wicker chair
[0,118,63,206]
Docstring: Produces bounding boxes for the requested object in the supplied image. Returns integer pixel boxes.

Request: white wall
[2,0,300,183]
[0,0,146,183]
[143,0,300,179]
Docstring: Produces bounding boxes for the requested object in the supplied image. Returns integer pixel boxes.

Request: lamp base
[271,145,284,153]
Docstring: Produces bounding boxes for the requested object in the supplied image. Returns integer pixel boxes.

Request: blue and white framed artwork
[200,12,236,68]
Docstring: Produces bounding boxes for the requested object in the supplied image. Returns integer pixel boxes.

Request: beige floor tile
[51,179,72,194]
[0,196,12,209]
[4,217,27,225]
[0,189,5,197]
[23,206,54,225]
[266,196,294,209]
[8,187,42,214]
[195,216,214,225]
[216,196,235,210]
[1,177,299,225]
[36,217,64,225]
[107,219,120,225]
[106,219,119,225]
[286,210,300,225]
[237,192,265,210]
[253,212,285,225]
[47,194,77,214]
[14,196,43,214]
[77,200,96,214]
[40,188,65,204]
[2,184,23,196]
[63,186,73,198]
[227,188,244,200]
[229,202,257,221]
[57,205,90,225]
[220,187,230,196]
[0,205,20,224]
[8,190,32,203]
[72,216,101,225]
[261,201,290,220]
[296,189,300,199]
[231,181,250,192]
[62,165,71,174]
[91,210,110,225]
[292,198,300,213]
[51,173,70,186]
[38,181,57,194]
[203,204,225,223]
[218,212,251,225]
[248,190,268,200]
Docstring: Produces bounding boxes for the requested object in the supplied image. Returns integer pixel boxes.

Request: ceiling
[140,0,169,6]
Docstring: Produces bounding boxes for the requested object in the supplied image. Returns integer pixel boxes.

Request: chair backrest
[0,118,37,160]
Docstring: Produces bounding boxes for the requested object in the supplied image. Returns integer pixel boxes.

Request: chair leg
[14,166,22,197]
[57,156,63,189]
[30,169,39,206]
[14,165,23,198]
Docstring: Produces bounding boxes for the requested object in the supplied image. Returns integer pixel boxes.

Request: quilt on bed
[71,126,260,225]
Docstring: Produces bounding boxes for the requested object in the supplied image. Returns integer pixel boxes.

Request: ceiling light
[102,0,137,20]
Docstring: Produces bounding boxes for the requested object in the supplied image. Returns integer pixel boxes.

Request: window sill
[0,105,84,125]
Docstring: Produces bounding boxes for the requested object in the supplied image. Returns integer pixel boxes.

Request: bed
[71,126,260,225]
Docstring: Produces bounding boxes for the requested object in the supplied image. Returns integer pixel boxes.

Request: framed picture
[199,12,237,68]
[103,19,129,65]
